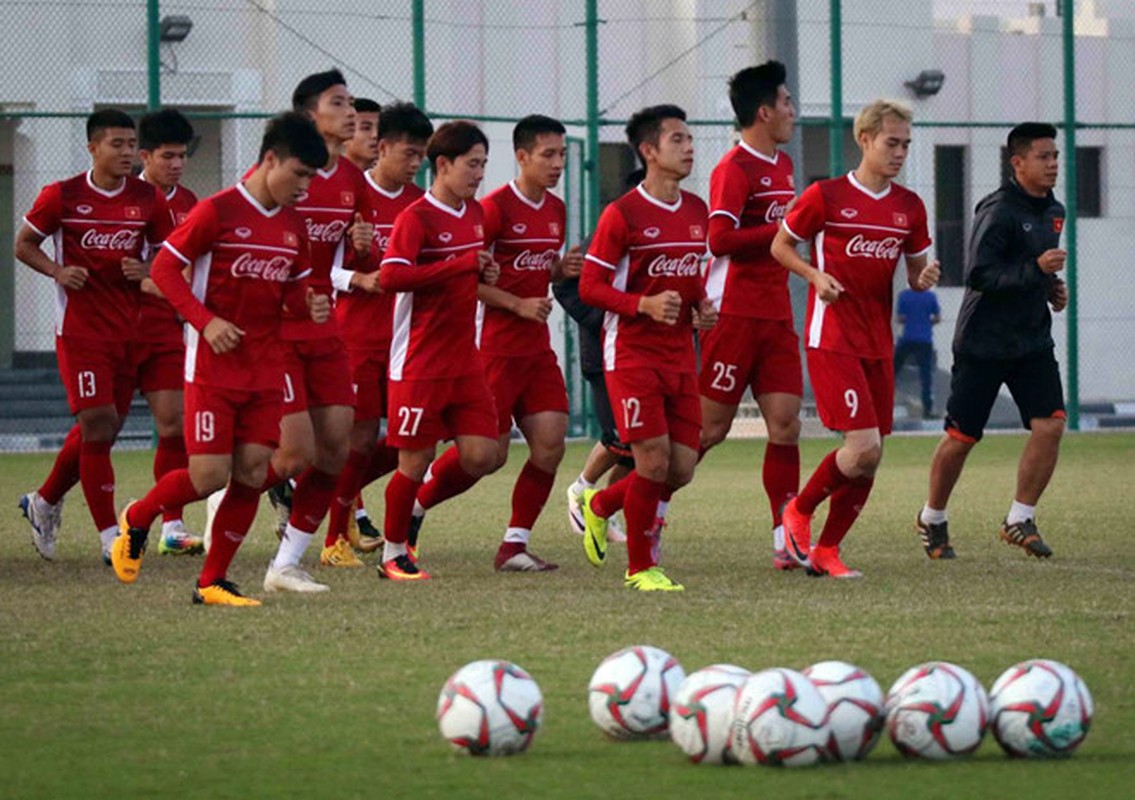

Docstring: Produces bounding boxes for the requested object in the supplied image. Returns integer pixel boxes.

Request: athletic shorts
[604,367,701,451]
[132,338,185,395]
[806,348,894,435]
[282,336,356,415]
[386,373,498,450]
[945,349,1065,443]
[183,382,282,456]
[57,335,135,415]
[349,349,389,424]
[699,315,803,404]
[483,350,569,435]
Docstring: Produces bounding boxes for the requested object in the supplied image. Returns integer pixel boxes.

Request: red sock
[383,470,421,545]
[509,460,556,530]
[80,440,116,532]
[796,450,852,515]
[818,477,874,548]
[288,467,339,535]
[39,425,81,504]
[660,486,674,503]
[154,435,188,523]
[327,450,369,546]
[625,473,665,575]
[198,480,260,586]
[417,446,480,510]
[763,442,800,526]
[591,472,633,518]
[128,470,202,530]
[259,463,283,493]
[356,494,366,512]
[364,438,400,485]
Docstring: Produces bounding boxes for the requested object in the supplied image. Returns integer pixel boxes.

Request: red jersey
[783,173,931,359]
[381,192,485,381]
[282,157,368,341]
[583,185,708,373]
[139,182,198,343]
[705,143,795,320]
[23,171,173,341]
[154,183,311,391]
[332,173,423,355]
[479,181,566,357]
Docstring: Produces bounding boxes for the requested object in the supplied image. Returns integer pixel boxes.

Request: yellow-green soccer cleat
[581,488,608,567]
[624,566,685,592]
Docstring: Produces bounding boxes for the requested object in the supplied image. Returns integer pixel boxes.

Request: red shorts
[57,335,135,415]
[132,338,185,395]
[386,373,498,450]
[184,382,283,456]
[699,316,803,405]
[483,350,569,435]
[806,348,894,435]
[604,367,701,450]
[282,336,356,415]
[349,349,389,423]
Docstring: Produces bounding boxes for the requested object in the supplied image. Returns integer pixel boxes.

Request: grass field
[1,433,1132,799]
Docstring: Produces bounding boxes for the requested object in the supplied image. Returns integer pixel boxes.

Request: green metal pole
[828,0,843,177]
[585,0,601,234]
[413,0,427,188]
[1062,5,1079,430]
[147,0,161,110]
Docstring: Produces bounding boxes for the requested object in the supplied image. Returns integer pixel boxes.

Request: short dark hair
[625,104,686,168]
[729,61,788,128]
[378,102,433,143]
[87,109,135,142]
[513,114,566,152]
[292,68,347,113]
[1007,122,1058,158]
[354,98,381,115]
[138,108,194,151]
[427,121,489,170]
[258,112,328,169]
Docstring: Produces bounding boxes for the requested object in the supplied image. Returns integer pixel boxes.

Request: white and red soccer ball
[730,667,832,767]
[885,661,989,760]
[588,645,686,740]
[804,660,886,761]
[989,659,1093,758]
[668,664,751,764]
[436,660,543,756]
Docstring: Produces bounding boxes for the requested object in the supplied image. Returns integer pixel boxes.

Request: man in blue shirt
[894,287,940,416]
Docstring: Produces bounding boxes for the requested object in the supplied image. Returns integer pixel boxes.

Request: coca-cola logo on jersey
[647,252,701,278]
[305,218,349,243]
[845,234,903,260]
[230,252,293,282]
[376,231,391,250]
[764,200,790,224]
[79,228,141,251]
[513,249,557,271]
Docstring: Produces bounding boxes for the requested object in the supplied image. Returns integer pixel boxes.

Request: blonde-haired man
[770,99,940,578]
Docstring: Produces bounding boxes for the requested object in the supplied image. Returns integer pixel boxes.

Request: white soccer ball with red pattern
[588,645,686,740]
[804,660,885,761]
[885,661,989,760]
[669,664,751,764]
[730,668,832,767]
[436,660,543,756]
[989,659,1093,758]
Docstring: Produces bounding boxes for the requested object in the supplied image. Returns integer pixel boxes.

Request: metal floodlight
[159,15,193,43]
[905,69,945,99]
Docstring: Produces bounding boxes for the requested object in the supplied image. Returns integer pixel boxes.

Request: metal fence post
[1062,3,1079,430]
[147,0,161,110]
[585,0,601,235]
[829,0,843,177]
[413,0,427,189]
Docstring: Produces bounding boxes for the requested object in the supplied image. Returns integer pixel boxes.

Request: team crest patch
[341,191,355,206]
[1053,217,1064,233]
[176,213,189,225]
[549,222,561,236]
[787,174,795,188]
[284,231,299,247]
[689,225,704,239]
[893,212,908,227]
[474,225,484,238]
[125,206,142,220]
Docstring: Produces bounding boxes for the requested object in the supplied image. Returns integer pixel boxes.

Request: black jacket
[953,179,1065,360]
[552,276,604,377]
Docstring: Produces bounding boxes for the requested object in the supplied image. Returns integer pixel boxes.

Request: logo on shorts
[893,212,909,227]
[512,223,527,234]
[438,231,453,243]
[77,204,93,215]
[1053,217,1064,233]
[840,208,858,219]
[125,206,142,220]
[340,191,355,206]
[235,227,252,239]
[644,226,661,239]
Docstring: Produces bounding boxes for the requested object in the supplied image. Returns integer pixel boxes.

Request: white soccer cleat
[566,484,586,536]
[19,491,62,561]
[607,512,628,543]
[263,564,330,594]
[203,488,225,554]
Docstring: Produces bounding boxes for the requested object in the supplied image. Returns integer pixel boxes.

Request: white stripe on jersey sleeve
[584,253,618,271]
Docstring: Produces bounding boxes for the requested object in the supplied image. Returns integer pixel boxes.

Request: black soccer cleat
[915,514,956,560]
[999,518,1053,559]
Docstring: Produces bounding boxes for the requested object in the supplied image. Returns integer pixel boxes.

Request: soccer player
[409,114,581,571]
[916,123,1068,560]
[16,109,172,563]
[111,112,331,604]
[327,102,433,554]
[377,120,501,581]
[771,99,940,578]
[344,97,380,171]
[578,105,714,592]
[699,61,803,571]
